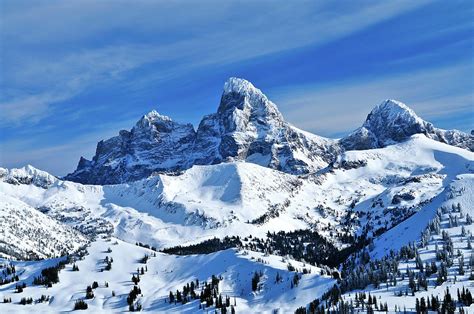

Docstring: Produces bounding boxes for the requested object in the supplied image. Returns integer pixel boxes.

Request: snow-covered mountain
[1,134,473,312]
[65,78,340,185]
[192,78,339,175]
[3,135,473,253]
[65,79,472,186]
[64,110,196,184]
[2,77,474,312]
[341,99,473,151]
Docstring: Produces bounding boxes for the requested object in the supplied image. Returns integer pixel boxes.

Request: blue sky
[0,0,473,175]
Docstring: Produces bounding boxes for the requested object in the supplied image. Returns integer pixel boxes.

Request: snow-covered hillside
[1,136,473,312]
[2,135,473,254]
[2,78,473,312]
[0,236,335,313]
[309,172,474,313]
[0,167,88,260]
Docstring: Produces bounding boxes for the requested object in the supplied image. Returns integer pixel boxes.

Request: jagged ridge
[66,78,339,184]
[65,80,473,185]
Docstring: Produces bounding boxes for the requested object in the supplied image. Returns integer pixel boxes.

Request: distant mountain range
[64,78,473,185]
[1,78,473,313]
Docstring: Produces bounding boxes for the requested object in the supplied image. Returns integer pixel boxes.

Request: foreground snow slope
[0,237,335,313]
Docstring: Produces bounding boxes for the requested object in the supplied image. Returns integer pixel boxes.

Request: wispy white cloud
[0,0,432,126]
[271,62,474,136]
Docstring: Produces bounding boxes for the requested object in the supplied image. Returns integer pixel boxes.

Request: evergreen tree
[251,272,261,292]
[459,255,465,275]
[85,286,94,299]
[442,288,456,314]
[420,297,426,313]
[73,299,88,310]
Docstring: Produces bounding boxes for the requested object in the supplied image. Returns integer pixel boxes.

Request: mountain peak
[135,109,178,131]
[2,165,57,187]
[365,99,422,127]
[140,109,172,123]
[341,99,473,152]
[223,77,259,96]
[377,99,411,111]
[218,77,282,120]
[363,99,428,133]
[340,99,432,150]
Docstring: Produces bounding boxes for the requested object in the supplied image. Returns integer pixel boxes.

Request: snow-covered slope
[329,173,474,313]
[0,167,88,260]
[0,236,335,313]
[3,135,473,254]
[2,162,309,250]
[0,195,88,260]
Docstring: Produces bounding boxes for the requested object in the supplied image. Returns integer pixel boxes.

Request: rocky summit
[65,78,341,184]
[340,99,473,151]
[65,78,473,185]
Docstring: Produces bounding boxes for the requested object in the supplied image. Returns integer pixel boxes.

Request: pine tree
[466,213,472,225]
[73,299,88,310]
[85,285,94,299]
[420,297,426,313]
[442,288,456,314]
[459,255,465,275]
[251,272,260,292]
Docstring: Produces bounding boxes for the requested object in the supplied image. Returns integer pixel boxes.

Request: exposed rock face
[193,78,340,174]
[65,78,339,184]
[65,111,196,184]
[65,81,472,185]
[340,99,473,151]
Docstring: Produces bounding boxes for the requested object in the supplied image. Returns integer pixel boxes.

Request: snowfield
[0,237,335,313]
[3,135,472,255]
[1,135,473,312]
